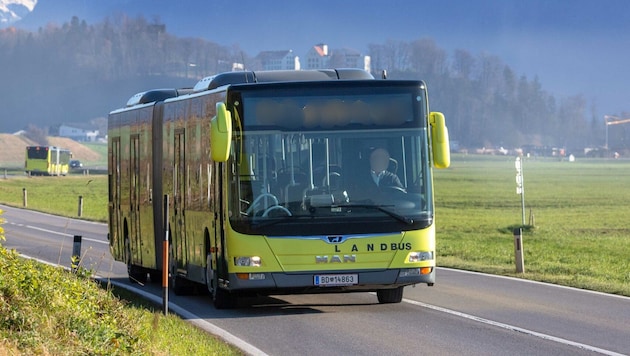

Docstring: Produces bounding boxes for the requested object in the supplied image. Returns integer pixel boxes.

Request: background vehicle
[69,159,83,169]
[107,69,450,308]
[25,145,71,176]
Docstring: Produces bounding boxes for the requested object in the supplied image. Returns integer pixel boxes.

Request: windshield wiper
[250,214,311,228]
[250,204,417,228]
[342,203,415,225]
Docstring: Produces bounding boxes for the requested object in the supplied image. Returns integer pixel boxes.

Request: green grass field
[82,142,108,167]
[0,175,109,222]
[1,155,629,297]
[435,155,630,296]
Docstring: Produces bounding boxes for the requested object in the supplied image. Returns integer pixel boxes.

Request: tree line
[369,39,616,153]
[0,15,624,153]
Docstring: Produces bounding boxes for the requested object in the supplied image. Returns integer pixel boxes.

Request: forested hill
[0,15,234,136]
[0,15,611,152]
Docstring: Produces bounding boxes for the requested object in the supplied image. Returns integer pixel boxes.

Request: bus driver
[369,148,402,188]
[350,147,404,201]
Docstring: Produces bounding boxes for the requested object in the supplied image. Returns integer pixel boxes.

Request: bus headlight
[408,251,433,263]
[234,256,262,267]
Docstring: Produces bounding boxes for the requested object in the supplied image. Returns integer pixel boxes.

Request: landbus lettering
[380,243,412,251]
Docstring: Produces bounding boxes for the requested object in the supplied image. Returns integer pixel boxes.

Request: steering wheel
[262,205,292,217]
[322,172,342,187]
[383,185,407,194]
[246,193,279,216]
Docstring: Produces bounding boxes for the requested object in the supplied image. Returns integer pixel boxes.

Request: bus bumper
[226,268,435,294]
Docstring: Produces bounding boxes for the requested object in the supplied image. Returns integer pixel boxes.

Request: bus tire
[169,245,190,295]
[125,238,147,284]
[205,253,215,295]
[377,286,404,304]
[213,287,237,309]
[149,270,162,284]
[206,252,237,308]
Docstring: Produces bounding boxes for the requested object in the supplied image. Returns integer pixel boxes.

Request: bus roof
[118,69,374,109]
[192,69,374,92]
[125,88,193,107]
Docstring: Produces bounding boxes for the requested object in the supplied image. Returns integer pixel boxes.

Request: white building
[303,44,371,72]
[331,47,371,72]
[255,50,300,70]
[58,124,99,142]
[304,43,331,70]
[254,44,371,73]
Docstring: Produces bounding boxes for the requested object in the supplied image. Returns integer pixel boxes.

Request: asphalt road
[1,204,628,355]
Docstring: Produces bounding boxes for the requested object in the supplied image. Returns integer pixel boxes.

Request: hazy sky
[13,0,630,118]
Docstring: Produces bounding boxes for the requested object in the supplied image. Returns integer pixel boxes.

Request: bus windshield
[228,83,433,236]
[27,146,49,159]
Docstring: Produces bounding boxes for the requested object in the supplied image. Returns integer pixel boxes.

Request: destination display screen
[236,82,425,131]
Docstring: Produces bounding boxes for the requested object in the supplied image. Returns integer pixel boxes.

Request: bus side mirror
[211,102,232,162]
[429,112,450,169]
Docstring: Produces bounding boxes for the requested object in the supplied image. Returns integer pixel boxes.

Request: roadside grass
[0,237,242,355]
[0,175,109,222]
[435,155,630,296]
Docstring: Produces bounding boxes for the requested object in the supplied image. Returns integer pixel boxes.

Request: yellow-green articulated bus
[25,145,71,176]
[107,69,450,309]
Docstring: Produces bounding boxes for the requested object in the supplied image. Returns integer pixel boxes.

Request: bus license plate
[314,274,358,286]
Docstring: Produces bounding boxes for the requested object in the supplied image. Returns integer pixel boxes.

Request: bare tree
[24,124,49,145]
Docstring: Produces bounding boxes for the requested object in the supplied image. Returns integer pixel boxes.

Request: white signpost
[515,156,525,226]
[514,157,526,273]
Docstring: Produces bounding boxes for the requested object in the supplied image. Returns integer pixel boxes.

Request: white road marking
[8,222,106,244]
[105,281,270,356]
[403,297,625,356]
[440,267,630,301]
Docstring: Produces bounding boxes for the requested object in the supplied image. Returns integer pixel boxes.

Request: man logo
[316,255,356,263]
[327,235,344,243]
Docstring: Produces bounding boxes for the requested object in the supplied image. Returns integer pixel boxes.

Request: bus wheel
[206,254,237,309]
[125,238,146,284]
[149,270,162,284]
[213,287,237,309]
[169,245,189,295]
[205,253,215,295]
[376,286,404,304]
